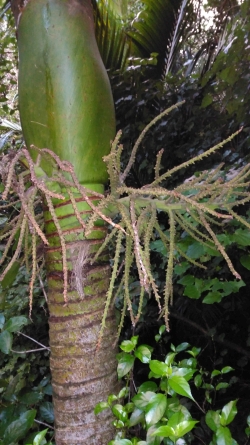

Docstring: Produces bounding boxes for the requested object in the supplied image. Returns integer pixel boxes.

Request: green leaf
[205,410,221,432]
[124,402,134,414]
[211,370,221,378]
[118,387,128,399]
[159,325,166,335]
[215,426,233,445]
[167,411,186,427]
[186,242,205,259]
[203,291,222,304]
[187,346,201,357]
[221,366,234,374]
[4,316,28,333]
[132,391,156,410]
[113,419,124,427]
[194,374,202,388]
[39,402,54,424]
[175,342,190,353]
[108,394,117,404]
[145,393,167,426]
[152,425,175,438]
[216,382,229,390]
[1,261,20,289]
[175,420,198,438]
[138,381,158,393]
[117,353,135,379]
[0,330,13,354]
[112,404,128,422]
[168,375,194,401]
[120,340,136,353]
[245,426,250,437]
[135,345,152,363]
[149,360,169,376]
[178,275,194,286]
[220,400,237,426]
[184,284,201,299]
[165,352,176,366]
[232,229,250,246]
[129,408,144,427]
[174,261,190,275]
[201,93,213,108]
[131,336,139,347]
[94,401,109,415]
[150,239,167,255]
[3,409,36,445]
[33,429,48,445]
[171,367,195,381]
[240,255,250,270]
[19,391,43,405]
[179,357,197,369]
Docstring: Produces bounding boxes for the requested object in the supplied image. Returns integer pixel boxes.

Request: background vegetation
[0,0,250,443]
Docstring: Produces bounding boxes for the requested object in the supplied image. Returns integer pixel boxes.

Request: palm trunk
[11,0,118,442]
[44,192,118,444]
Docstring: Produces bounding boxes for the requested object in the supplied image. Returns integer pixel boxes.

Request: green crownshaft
[17,0,115,185]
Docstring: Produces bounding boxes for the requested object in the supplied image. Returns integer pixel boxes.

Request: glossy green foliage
[95,329,248,444]
[25,428,53,445]
[17,0,115,184]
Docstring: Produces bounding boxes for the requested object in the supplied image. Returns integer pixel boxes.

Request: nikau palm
[11,0,118,443]
[3,0,250,444]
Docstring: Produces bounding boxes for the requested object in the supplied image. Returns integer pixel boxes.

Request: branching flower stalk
[1,104,249,336]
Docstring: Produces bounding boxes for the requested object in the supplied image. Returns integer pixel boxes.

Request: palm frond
[0,119,21,150]
[0,0,10,18]
[127,0,194,77]
[92,0,130,71]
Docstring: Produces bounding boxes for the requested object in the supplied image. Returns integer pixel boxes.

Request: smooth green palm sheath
[17,0,115,183]
[13,0,117,443]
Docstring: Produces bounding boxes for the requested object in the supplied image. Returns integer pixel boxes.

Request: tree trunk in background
[11,0,118,443]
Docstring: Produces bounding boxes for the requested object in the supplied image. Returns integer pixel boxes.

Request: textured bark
[44,192,119,444]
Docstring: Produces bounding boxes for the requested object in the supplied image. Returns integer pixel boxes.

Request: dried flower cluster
[0,103,249,341]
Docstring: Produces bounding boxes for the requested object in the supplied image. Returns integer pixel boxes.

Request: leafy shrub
[96,329,249,444]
